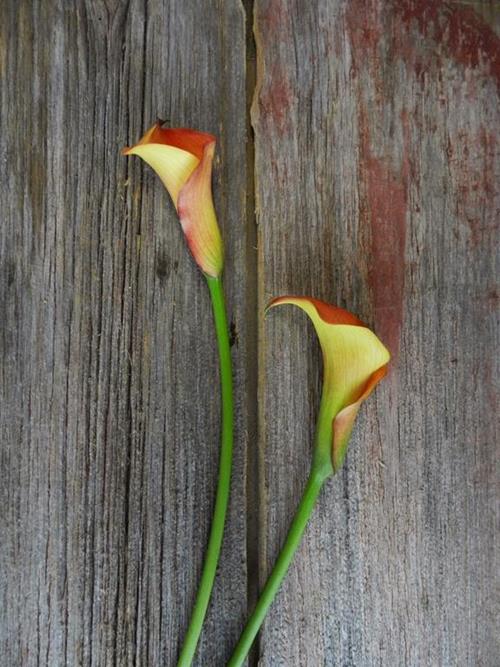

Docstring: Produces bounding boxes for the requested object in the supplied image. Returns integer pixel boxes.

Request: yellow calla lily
[124,123,231,663]
[123,122,223,277]
[229,297,390,665]
[268,296,390,471]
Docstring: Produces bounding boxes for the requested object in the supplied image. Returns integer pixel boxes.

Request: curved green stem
[227,463,331,667]
[177,275,234,667]
[228,392,334,667]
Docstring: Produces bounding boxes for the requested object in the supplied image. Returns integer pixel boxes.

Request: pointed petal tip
[265,295,291,317]
[266,295,366,327]
[266,295,289,308]
[266,295,308,314]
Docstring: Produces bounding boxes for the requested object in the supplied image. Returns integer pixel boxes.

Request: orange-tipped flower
[268,297,390,472]
[123,122,223,277]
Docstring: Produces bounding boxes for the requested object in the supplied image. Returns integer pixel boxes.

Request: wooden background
[1,1,498,665]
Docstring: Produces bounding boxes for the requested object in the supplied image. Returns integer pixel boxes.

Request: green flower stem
[177,275,234,667]
[227,469,331,667]
[228,394,334,667]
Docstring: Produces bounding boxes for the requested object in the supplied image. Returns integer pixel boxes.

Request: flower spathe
[268,296,390,472]
[123,122,223,277]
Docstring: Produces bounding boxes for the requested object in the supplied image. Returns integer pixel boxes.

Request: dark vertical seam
[242,1,260,665]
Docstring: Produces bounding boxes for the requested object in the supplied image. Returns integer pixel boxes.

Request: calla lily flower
[229,296,391,666]
[124,123,232,664]
[123,122,223,277]
[228,296,390,667]
[268,296,390,472]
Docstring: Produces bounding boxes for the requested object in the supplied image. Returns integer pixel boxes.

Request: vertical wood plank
[252,0,499,665]
[0,1,248,665]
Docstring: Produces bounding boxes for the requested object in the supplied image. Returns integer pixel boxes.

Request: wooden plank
[252,1,499,665]
[0,1,248,665]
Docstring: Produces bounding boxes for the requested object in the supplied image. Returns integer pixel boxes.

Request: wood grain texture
[1,1,499,666]
[252,0,499,665]
[0,1,248,665]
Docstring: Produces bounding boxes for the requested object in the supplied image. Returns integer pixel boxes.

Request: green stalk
[228,396,334,667]
[177,275,234,667]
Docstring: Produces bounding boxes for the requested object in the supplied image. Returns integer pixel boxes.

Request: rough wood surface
[252,1,499,665]
[0,1,248,665]
[1,1,498,666]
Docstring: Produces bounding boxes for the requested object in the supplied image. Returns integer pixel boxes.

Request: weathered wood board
[0,1,248,665]
[252,1,499,665]
[1,0,498,666]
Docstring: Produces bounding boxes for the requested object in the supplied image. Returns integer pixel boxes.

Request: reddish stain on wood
[344,1,392,111]
[345,2,409,357]
[450,127,499,248]
[258,64,294,136]
[255,1,294,136]
[345,5,382,55]
[344,1,383,77]
[346,0,500,89]
[397,0,500,89]
[359,110,409,359]
[258,0,289,33]
[345,0,499,358]
[479,288,499,317]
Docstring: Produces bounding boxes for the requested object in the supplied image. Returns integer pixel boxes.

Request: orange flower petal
[332,364,388,471]
[123,123,223,277]
[130,122,216,161]
[177,141,223,278]
[268,295,365,326]
[268,296,390,471]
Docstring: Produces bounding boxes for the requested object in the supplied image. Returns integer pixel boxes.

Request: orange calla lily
[124,123,231,662]
[123,122,223,277]
[229,296,391,664]
[268,296,390,472]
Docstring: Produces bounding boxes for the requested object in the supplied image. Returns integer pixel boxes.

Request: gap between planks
[241,1,261,666]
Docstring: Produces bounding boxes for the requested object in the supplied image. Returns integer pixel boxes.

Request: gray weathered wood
[2,0,499,665]
[0,1,248,665]
[252,0,499,665]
